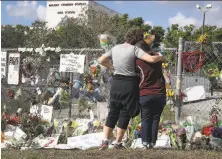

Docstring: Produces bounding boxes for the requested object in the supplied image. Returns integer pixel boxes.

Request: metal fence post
[175,37,183,124]
[69,72,73,118]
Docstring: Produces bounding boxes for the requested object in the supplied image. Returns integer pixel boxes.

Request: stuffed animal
[98,33,117,50]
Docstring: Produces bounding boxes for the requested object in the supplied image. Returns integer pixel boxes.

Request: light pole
[196,4,212,50]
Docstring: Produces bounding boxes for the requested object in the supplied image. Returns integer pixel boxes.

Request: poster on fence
[7,53,20,85]
[59,53,85,73]
[1,51,7,79]
[30,105,53,122]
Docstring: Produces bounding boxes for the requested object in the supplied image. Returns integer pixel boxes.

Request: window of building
[75,3,87,6]
[61,3,73,6]
[65,11,75,14]
[49,4,59,7]
[57,11,63,14]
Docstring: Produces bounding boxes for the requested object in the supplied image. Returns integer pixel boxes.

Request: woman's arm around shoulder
[134,46,163,63]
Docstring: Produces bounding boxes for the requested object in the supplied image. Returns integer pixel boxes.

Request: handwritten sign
[1,51,7,79]
[59,53,85,73]
[7,53,20,85]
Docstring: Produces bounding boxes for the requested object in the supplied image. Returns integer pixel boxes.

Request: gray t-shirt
[103,43,145,76]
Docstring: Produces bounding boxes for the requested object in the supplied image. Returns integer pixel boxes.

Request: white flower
[35,48,41,53]
[27,48,33,52]
[44,47,50,51]
[18,48,26,52]
[55,47,61,52]
[50,47,55,51]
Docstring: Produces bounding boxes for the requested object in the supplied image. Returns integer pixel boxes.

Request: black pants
[105,75,139,130]
[140,94,166,145]
[105,101,131,129]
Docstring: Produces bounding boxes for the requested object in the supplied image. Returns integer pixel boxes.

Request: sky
[1,1,222,29]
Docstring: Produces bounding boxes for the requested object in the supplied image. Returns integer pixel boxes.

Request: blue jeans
[140,94,166,145]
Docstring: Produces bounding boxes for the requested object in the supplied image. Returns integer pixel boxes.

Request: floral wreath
[182,51,205,73]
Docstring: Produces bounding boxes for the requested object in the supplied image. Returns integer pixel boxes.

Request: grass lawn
[162,104,175,121]
[2,149,222,159]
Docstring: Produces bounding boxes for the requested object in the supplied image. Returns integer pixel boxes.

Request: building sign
[75,3,87,6]
[61,3,74,6]
[1,51,7,79]
[65,11,75,14]
[59,53,85,73]
[57,11,63,14]
[49,4,59,7]
[7,53,20,85]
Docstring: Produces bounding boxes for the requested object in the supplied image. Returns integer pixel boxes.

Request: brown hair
[124,28,144,45]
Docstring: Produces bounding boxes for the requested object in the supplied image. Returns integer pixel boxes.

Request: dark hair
[134,30,153,55]
[124,28,144,45]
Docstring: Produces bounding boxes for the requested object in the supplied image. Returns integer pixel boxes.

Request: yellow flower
[71,121,78,129]
[166,89,174,97]
[198,34,208,44]
[162,63,169,69]
[143,32,149,39]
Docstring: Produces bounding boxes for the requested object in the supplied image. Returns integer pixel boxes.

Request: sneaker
[99,140,109,150]
[148,143,155,149]
[114,143,125,150]
[142,145,148,150]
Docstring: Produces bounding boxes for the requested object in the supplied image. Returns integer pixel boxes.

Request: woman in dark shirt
[98,29,164,150]
[135,30,166,149]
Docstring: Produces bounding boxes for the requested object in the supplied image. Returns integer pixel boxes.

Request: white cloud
[203,5,222,27]
[145,20,153,26]
[159,1,222,27]
[168,4,222,28]
[6,1,46,21]
[114,1,124,4]
[168,12,200,27]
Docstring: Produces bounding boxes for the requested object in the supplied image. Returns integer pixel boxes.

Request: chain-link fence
[180,41,222,122]
[1,48,112,120]
[1,46,179,121]
[2,41,221,123]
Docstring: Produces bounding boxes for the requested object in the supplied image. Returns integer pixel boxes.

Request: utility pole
[196,4,212,51]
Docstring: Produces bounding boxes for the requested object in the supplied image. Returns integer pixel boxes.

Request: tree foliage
[1,9,222,49]
[164,24,222,48]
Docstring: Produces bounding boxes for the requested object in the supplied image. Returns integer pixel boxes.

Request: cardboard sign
[30,105,53,122]
[1,51,7,78]
[183,85,206,102]
[59,53,85,73]
[7,53,20,85]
